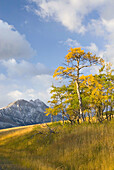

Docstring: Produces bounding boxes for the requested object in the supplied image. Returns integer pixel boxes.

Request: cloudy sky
[0,0,114,108]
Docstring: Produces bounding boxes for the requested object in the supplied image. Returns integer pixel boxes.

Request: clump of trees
[45,47,114,124]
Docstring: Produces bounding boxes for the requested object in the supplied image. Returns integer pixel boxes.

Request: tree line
[45,47,114,124]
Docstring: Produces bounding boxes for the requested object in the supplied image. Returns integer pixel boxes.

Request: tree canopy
[45,47,113,124]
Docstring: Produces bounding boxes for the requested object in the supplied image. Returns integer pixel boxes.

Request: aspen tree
[53,47,104,120]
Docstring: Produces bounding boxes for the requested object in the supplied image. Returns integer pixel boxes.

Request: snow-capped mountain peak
[0,99,50,129]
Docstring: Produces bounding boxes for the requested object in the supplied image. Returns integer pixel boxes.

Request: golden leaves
[53,66,65,78]
[63,67,75,73]
[65,47,85,62]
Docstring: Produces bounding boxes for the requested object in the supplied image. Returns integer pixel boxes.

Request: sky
[0,0,114,108]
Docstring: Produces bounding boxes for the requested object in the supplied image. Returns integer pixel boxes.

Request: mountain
[0,99,61,129]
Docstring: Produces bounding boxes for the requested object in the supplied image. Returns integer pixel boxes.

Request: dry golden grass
[0,119,114,170]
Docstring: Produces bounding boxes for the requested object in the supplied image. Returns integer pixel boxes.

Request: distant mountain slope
[0,99,61,129]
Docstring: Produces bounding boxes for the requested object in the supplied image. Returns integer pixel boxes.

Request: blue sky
[0,0,114,107]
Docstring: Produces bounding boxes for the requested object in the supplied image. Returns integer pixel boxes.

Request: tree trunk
[51,114,53,122]
[101,104,104,119]
[109,105,112,121]
[77,117,79,124]
[98,106,103,123]
[75,80,83,121]
[88,110,91,123]
[75,61,84,121]
[106,105,108,120]
[62,110,64,125]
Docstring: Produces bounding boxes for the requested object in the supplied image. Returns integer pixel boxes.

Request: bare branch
[79,65,91,70]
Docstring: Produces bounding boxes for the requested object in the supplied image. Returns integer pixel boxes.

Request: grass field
[0,119,114,170]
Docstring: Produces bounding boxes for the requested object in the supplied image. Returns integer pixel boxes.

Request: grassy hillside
[0,119,114,170]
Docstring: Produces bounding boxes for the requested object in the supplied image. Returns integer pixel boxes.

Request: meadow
[0,118,114,170]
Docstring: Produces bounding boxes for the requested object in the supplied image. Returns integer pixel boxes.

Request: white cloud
[0,74,6,81]
[63,38,99,54]
[90,18,114,65]
[1,59,53,78]
[88,19,106,37]
[102,19,114,34]
[0,74,54,108]
[28,0,107,34]
[0,20,35,59]
[32,74,54,91]
[29,0,114,35]
[27,0,114,66]
[0,58,55,108]
[8,90,23,100]
[87,0,114,66]
[100,0,114,20]
[85,43,99,55]
[64,39,98,55]
[99,44,114,65]
[7,89,38,101]
[63,38,80,47]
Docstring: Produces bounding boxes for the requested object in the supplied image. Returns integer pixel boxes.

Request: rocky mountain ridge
[0,99,61,129]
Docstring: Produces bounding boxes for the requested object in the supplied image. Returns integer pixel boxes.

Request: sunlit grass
[0,119,114,169]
